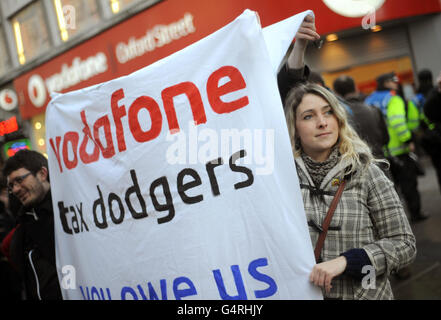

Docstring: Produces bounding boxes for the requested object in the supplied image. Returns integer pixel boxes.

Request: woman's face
[295,93,339,162]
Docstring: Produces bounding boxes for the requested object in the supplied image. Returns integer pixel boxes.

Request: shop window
[0,29,11,75]
[109,0,142,14]
[53,0,100,42]
[11,2,51,65]
[31,113,47,156]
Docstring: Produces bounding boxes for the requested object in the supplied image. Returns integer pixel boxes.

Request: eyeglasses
[7,172,32,194]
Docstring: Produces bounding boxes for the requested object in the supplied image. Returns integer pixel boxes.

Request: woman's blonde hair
[284,83,380,175]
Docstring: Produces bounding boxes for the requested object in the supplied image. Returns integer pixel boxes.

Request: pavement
[390,155,441,300]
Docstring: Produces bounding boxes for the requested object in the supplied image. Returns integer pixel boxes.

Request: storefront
[7,0,441,156]
[0,83,26,165]
[306,1,441,98]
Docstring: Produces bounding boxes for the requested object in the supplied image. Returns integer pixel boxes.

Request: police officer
[365,72,428,222]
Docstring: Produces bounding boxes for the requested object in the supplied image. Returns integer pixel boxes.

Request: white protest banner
[46,9,322,300]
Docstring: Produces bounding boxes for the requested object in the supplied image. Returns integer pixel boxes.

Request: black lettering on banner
[58,201,72,234]
[125,169,148,219]
[93,185,108,229]
[229,149,254,189]
[62,149,255,233]
[76,203,89,232]
[206,157,224,196]
[150,176,175,224]
[70,206,80,233]
[177,168,203,204]
[108,193,125,224]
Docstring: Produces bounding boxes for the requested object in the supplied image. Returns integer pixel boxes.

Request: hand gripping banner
[46,9,322,300]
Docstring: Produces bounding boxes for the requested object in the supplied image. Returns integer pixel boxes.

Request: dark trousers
[390,154,421,218]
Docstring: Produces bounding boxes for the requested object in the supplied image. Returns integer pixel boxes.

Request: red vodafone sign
[15,49,113,119]
[14,7,201,119]
[0,88,18,111]
[13,0,441,120]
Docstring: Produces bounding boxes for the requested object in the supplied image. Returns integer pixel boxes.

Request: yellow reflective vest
[365,91,412,156]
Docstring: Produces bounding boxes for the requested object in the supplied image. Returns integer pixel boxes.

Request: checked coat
[295,153,416,300]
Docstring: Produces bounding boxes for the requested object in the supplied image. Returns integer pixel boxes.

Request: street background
[391,155,441,299]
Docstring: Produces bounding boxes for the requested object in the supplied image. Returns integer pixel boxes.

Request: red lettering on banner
[49,65,249,173]
[207,66,249,114]
[63,132,80,170]
[50,136,63,173]
[79,110,100,163]
[161,82,206,133]
[93,116,115,158]
[128,96,163,142]
[111,89,127,152]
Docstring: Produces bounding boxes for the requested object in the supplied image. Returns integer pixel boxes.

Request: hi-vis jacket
[412,93,437,131]
[295,151,416,300]
[406,99,420,132]
[365,91,412,156]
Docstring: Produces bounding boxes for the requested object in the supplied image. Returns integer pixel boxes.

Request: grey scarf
[301,146,340,188]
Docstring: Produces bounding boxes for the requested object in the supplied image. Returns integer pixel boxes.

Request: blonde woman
[284,83,416,300]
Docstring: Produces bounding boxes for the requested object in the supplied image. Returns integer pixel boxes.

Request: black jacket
[9,191,62,300]
[424,88,441,124]
[277,63,310,105]
[345,95,389,159]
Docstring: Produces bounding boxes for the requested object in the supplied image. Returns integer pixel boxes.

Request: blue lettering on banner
[148,280,167,300]
[212,257,277,300]
[121,286,138,300]
[213,265,247,300]
[173,277,198,300]
[77,257,278,300]
[248,258,278,298]
[79,285,112,300]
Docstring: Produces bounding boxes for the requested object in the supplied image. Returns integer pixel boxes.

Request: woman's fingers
[317,269,326,287]
[310,265,331,287]
[310,257,347,292]
[304,14,315,23]
[324,273,333,293]
[295,15,320,42]
[296,26,320,41]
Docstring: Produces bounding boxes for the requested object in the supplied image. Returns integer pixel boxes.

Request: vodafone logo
[28,74,48,108]
[24,52,108,110]
[0,88,18,111]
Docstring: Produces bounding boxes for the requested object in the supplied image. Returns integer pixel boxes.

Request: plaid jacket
[295,155,416,300]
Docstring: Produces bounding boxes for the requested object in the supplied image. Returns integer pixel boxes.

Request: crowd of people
[0,15,440,300]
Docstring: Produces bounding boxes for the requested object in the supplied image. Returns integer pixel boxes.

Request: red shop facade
[8,0,441,156]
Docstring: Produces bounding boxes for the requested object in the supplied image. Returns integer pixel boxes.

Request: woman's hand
[310,256,347,293]
[296,15,320,47]
[287,15,320,69]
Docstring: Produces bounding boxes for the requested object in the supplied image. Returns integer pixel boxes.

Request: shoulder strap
[314,180,346,262]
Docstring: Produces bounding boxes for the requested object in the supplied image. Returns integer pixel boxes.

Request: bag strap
[314,180,346,262]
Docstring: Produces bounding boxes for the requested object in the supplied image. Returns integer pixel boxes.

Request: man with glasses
[1,150,62,299]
